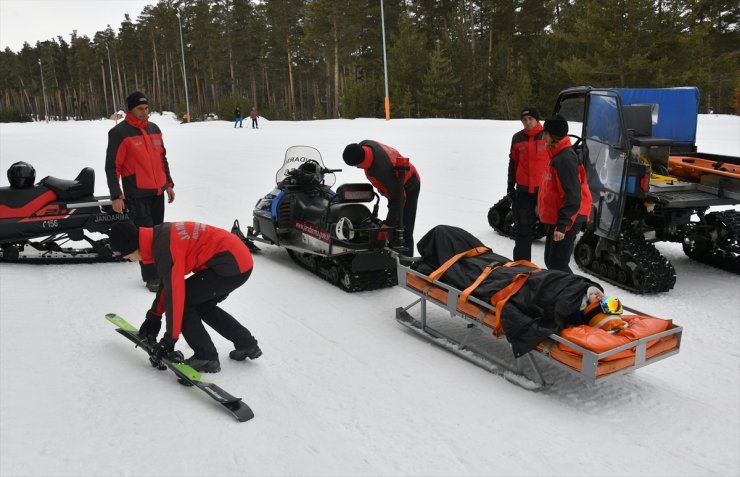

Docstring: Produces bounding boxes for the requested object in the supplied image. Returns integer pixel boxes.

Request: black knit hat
[126,91,148,111]
[342,143,366,166]
[520,106,541,120]
[543,114,569,138]
[109,221,139,256]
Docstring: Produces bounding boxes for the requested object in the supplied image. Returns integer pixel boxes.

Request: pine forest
[0,0,738,123]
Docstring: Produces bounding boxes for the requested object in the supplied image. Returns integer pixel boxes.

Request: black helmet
[7,161,36,189]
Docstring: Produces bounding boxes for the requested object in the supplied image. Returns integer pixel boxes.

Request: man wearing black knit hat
[342,140,421,255]
[537,115,592,272]
[105,91,175,292]
[506,105,549,262]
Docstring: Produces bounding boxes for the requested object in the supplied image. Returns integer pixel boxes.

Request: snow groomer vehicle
[560,87,739,293]
[490,87,739,293]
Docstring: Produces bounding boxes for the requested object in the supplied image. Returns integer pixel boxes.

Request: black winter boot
[185,356,221,373]
[229,344,262,361]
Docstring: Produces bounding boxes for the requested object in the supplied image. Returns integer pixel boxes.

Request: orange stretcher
[395,259,682,387]
[668,156,740,182]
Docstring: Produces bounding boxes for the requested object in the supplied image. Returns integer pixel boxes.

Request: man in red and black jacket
[537,115,592,273]
[108,220,261,373]
[105,91,175,292]
[507,106,550,261]
[342,140,421,255]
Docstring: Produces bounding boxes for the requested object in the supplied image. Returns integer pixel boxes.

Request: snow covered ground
[1,112,739,477]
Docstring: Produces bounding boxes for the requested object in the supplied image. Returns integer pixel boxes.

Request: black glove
[138,311,162,345]
[507,183,516,198]
[149,335,183,370]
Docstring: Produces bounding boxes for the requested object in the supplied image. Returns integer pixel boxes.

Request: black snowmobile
[232,145,399,292]
[0,161,128,263]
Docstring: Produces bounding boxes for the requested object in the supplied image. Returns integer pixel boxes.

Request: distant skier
[250,107,259,128]
[108,220,262,373]
[342,140,421,255]
[105,91,175,293]
[234,107,243,128]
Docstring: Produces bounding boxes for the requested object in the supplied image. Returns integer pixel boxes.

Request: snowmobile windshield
[276,145,336,188]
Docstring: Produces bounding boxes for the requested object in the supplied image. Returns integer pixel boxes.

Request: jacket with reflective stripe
[105,113,173,199]
[356,140,420,226]
[142,222,253,340]
[537,137,591,232]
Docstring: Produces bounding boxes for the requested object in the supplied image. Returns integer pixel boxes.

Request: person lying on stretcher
[413,225,627,357]
[581,286,626,333]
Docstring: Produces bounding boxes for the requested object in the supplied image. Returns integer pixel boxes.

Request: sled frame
[395,262,683,386]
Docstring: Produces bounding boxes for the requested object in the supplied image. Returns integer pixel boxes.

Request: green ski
[105,313,254,422]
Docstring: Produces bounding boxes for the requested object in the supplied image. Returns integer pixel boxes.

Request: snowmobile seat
[40,167,95,200]
[394,239,682,386]
[0,185,57,219]
[333,184,375,203]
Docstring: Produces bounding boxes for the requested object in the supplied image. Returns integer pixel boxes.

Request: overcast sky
[0,0,154,52]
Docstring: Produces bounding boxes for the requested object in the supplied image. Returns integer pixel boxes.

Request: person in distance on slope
[109,220,261,373]
[342,140,421,255]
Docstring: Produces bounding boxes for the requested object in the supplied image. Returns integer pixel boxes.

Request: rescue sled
[394,251,682,389]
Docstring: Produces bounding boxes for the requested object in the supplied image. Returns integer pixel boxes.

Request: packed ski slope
[1,113,738,477]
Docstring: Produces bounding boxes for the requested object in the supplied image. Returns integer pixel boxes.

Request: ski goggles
[599,296,623,315]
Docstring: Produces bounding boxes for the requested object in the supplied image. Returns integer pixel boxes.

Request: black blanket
[414,225,601,357]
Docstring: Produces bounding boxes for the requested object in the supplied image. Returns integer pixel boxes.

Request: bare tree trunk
[325,62,331,118]
[151,34,159,107]
[287,39,296,119]
[116,59,125,106]
[251,68,257,108]
[333,18,340,118]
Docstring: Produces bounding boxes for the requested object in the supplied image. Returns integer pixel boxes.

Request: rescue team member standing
[106,91,175,292]
[537,115,592,273]
[507,106,549,261]
[108,220,262,373]
[342,140,421,255]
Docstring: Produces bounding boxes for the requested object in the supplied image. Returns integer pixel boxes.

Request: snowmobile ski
[105,313,254,423]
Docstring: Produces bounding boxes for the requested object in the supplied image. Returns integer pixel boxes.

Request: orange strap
[460,262,501,302]
[426,250,540,338]
[427,246,490,283]
[486,261,542,336]
[460,260,540,303]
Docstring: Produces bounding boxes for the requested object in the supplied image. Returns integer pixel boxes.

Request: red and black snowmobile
[0,161,129,263]
[232,145,400,292]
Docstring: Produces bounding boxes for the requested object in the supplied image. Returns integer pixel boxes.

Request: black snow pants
[512,188,538,262]
[180,268,257,360]
[126,194,165,282]
[543,219,584,273]
[402,177,420,256]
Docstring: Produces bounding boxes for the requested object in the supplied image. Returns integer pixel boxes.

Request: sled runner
[395,227,682,388]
